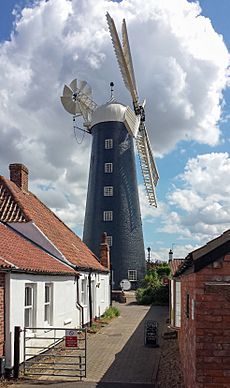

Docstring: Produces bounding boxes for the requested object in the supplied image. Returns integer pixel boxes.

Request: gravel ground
[156,332,185,388]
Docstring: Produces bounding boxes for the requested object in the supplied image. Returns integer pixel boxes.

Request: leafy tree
[136,262,171,305]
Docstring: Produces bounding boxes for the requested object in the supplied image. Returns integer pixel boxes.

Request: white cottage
[0,164,111,370]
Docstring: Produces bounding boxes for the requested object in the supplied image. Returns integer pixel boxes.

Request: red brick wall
[179,272,197,388]
[0,273,5,356]
[179,255,230,387]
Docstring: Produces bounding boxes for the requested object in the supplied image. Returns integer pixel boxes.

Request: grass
[87,306,120,334]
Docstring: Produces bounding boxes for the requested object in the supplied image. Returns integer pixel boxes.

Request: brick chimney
[9,163,29,192]
[99,232,110,269]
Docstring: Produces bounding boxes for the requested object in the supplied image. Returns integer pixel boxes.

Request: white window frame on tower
[103,211,113,221]
[107,235,113,246]
[104,163,113,173]
[105,139,113,149]
[104,186,113,197]
[128,270,137,281]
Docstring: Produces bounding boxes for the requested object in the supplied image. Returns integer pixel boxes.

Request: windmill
[61,13,159,289]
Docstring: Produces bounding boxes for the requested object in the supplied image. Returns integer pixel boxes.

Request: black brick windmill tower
[61,13,159,289]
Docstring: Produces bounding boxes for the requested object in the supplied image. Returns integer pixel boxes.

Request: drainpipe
[88,270,93,327]
[76,276,84,327]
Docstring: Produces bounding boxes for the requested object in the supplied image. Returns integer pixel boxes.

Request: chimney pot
[9,163,29,192]
[169,249,173,261]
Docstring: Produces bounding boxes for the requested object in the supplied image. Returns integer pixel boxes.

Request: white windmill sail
[106,12,159,206]
[106,13,139,109]
[136,124,159,207]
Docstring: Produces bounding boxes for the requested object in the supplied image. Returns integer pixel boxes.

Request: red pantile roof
[0,176,107,272]
[169,259,184,276]
[0,223,76,275]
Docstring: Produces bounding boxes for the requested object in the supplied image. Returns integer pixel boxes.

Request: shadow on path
[95,305,167,387]
[12,304,168,388]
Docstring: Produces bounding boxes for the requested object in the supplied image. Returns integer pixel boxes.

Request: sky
[0,0,229,261]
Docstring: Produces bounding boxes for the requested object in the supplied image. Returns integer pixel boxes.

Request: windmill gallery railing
[22,327,87,379]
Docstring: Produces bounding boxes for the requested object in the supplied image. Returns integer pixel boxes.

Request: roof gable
[0,176,107,272]
[0,223,76,275]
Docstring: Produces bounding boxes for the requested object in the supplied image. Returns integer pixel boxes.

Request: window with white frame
[105,139,113,149]
[104,163,113,173]
[44,283,53,325]
[81,278,87,306]
[107,235,113,247]
[104,186,113,197]
[24,284,36,328]
[103,211,113,221]
[128,270,137,281]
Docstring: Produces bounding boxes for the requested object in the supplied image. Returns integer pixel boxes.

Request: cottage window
[81,278,87,306]
[128,270,137,281]
[104,163,113,173]
[24,284,36,328]
[103,211,113,221]
[105,139,113,149]
[107,235,113,247]
[44,284,53,325]
[175,281,181,327]
[104,186,113,197]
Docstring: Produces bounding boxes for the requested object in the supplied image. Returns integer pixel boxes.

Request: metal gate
[23,327,86,379]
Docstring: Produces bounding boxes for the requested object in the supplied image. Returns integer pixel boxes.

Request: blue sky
[0,0,229,260]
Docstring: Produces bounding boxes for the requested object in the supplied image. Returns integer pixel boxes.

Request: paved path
[11,294,168,387]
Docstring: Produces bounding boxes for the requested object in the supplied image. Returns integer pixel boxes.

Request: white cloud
[0,0,229,254]
[163,152,230,244]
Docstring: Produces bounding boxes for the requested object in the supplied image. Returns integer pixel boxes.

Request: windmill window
[128,270,137,281]
[103,211,113,221]
[25,284,36,328]
[44,283,53,325]
[104,186,113,196]
[104,163,113,173]
[107,235,113,246]
[105,139,113,149]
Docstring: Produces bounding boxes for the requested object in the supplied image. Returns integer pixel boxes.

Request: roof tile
[0,176,106,272]
[0,223,76,275]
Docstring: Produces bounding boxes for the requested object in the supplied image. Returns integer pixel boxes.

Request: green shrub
[102,306,120,319]
[136,285,169,305]
[136,263,170,305]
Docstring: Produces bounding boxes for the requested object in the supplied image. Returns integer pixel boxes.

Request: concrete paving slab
[10,294,168,387]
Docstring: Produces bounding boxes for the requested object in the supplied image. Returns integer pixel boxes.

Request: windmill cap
[91,100,127,127]
[91,100,139,137]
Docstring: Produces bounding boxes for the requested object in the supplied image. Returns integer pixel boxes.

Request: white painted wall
[5,272,80,368]
[78,272,110,324]
[5,270,110,368]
